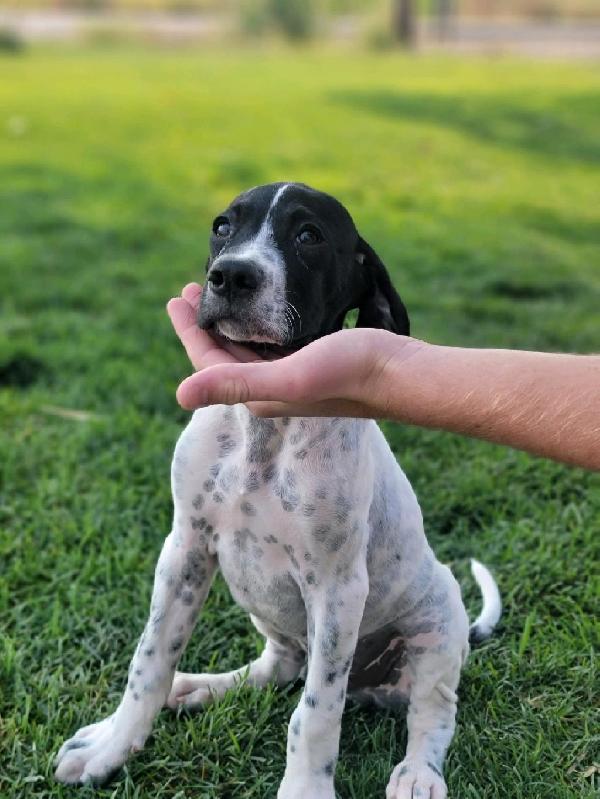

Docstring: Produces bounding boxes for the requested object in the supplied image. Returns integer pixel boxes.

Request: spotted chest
[177,408,372,640]
[201,463,358,640]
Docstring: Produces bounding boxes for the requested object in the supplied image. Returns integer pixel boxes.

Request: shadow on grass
[0,161,199,414]
[510,203,600,246]
[0,353,48,388]
[329,89,600,164]
[485,278,583,301]
[0,161,181,246]
[0,160,200,312]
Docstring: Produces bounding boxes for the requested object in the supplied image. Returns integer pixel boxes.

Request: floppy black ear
[355,237,410,335]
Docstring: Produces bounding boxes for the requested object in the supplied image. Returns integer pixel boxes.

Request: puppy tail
[469,559,502,644]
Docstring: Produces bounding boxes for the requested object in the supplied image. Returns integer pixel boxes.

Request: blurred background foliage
[1,0,598,54]
[2,0,599,19]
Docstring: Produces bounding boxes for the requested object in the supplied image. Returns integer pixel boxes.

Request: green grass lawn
[1,45,599,799]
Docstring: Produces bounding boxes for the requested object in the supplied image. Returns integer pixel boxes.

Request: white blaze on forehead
[214,183,290,266]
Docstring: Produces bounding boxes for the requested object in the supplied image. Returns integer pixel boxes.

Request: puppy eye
[296,225,323,246]
[213,217,231,238]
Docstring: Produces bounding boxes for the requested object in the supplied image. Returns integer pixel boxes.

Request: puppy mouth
[221,326,320,358]
[215,319,283,346]
[197,292,316,356]
[197,305,294,353]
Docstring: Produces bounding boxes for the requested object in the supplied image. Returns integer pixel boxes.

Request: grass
[1,44,599,799]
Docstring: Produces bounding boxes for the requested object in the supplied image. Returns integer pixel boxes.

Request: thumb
[176,360,304,410]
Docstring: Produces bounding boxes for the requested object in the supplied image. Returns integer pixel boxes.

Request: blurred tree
[391,0,415,45]
[239,0,269,37]
[435,0,454,39]
[268,0,315,40]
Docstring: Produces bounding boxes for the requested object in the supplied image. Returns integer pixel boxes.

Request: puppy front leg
[386,649,462,799]
[387,569,469,799]
[278,567,368,799]
[55,529,216,785]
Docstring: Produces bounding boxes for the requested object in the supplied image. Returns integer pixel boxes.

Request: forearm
[381,343,600,470]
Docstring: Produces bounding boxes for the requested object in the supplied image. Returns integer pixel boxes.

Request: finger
[166,296,198,339]
[181,282,202,307]
[175,356,375,417]
[167,298,238,371]
[176,360,303,409]
[166,284,204,340]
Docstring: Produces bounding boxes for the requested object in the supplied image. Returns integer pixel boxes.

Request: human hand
[166,283,423,418]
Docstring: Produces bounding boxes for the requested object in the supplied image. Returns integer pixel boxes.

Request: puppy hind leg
[167,634,305,709]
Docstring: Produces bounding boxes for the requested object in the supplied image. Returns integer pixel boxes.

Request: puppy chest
[192,479,312,637]
[180,414,370,637]
[218,538,308,639]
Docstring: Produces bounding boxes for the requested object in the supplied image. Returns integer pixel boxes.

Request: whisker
[285,301,302,332]
[282,308,296,344]
[286,314,295,340]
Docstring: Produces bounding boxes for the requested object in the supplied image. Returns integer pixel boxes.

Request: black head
[198,182,409,350]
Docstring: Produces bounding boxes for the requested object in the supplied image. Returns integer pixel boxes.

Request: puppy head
[198,182,409,349]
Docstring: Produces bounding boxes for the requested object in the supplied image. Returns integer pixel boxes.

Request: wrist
[365,332,432,420]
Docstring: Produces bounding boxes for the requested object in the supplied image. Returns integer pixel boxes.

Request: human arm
[167,284,600,470]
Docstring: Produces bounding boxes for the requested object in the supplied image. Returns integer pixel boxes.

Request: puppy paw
[386,759,447,799]
[166,671,217,709]
[54,714,148,785]
[277,775,336,799]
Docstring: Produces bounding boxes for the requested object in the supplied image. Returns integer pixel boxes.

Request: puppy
[55,182,501,798]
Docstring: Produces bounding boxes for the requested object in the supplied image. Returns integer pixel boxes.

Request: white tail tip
[469,559,502,644]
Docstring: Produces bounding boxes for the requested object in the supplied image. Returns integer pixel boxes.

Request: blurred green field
[1,46,599,799]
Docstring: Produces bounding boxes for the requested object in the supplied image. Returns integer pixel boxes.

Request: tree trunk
[391,0,415,46]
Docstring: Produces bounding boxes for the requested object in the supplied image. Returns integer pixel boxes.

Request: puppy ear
[355,237,410,335]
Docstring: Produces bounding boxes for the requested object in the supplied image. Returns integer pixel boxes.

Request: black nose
[207,259,263,300]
